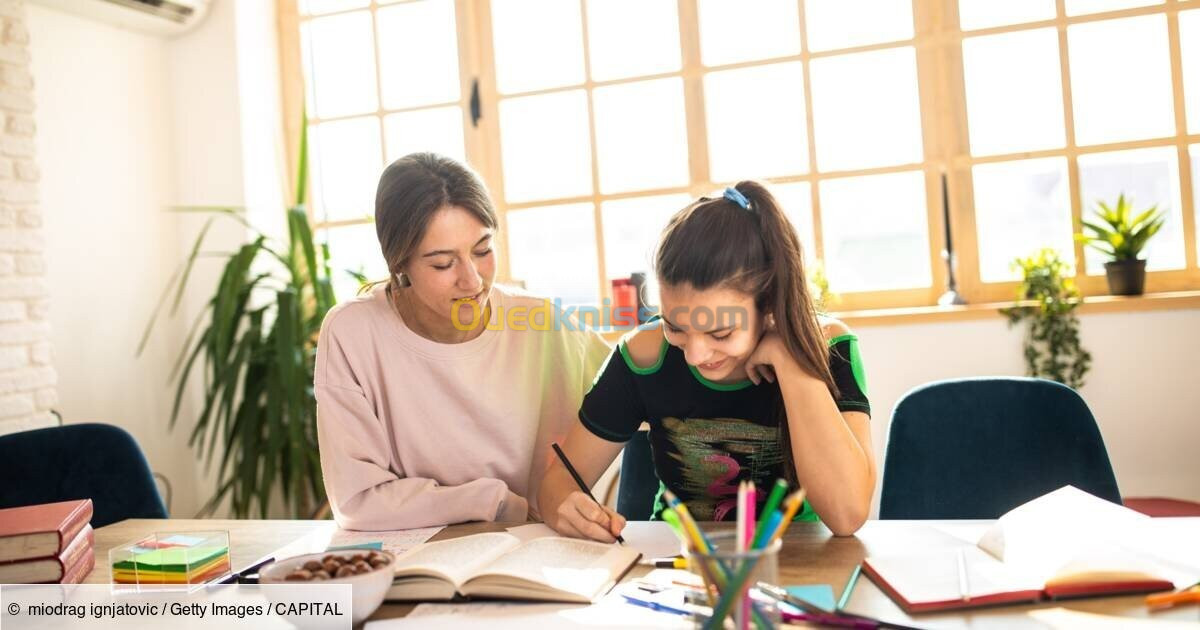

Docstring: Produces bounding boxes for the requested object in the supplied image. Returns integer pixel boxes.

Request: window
[953,0,1199,301]
[283,0,1200,312]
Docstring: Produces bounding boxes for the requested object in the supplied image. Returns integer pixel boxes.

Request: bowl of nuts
[260,549,394,625]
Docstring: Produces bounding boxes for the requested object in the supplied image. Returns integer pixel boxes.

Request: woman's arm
[316,383,528,530]
[745,331,875,536]
[538,423,626,541]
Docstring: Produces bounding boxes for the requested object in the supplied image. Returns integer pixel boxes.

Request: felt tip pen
[652,557,688,569]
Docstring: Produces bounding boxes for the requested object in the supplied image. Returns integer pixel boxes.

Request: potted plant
[1076,193,1165,296]
[139,124,336,519]
[1000,248,1091,389]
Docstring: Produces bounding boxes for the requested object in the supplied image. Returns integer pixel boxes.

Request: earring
[395,272,412,288]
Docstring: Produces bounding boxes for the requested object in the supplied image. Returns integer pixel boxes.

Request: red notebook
[863,545,1174,613]
[0,524,94,583]
[863,487,1194,614]
[0,499,93,563]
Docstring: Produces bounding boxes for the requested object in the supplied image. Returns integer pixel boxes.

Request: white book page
[1118,517,1200,588]
[868,546,1039,604]
[391,532,520,587]
[1027,607,1200,629]
[471,537,634,598]
[506,521,682,560]
[977,486,1148,582]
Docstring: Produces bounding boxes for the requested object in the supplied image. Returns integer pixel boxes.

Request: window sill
[592,291,1200,342]
[833,290,1200,328]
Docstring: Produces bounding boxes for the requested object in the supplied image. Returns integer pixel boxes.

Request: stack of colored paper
[109,532,230,585]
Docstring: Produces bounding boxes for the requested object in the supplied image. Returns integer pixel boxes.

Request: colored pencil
[837,564,863,611]
[769,489,808,544]
[752,478,788,544]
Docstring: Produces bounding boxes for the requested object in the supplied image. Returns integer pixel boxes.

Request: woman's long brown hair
[372,152,497,295]
[654,180,836,483]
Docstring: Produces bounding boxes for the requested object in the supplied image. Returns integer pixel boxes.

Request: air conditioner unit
[31,0,211,37]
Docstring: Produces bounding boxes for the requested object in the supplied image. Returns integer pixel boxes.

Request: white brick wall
[0,0,53,436]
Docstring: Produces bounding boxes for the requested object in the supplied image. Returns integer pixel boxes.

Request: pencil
[550,442,625,544]
[837,564,862,611]
[736,481,747,554]
[662,490,713,553]
[752,478,788,544]
[769,488,807,544]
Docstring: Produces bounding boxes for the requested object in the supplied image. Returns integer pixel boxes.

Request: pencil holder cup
[684,531,782,630]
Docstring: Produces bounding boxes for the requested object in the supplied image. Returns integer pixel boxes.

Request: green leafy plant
[808,260,835,314]
[1000,248,1091,389]
[1076,193,1165,261]
[139,127,336,519]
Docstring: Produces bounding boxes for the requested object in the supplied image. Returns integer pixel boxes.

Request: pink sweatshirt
[315,285,611,531]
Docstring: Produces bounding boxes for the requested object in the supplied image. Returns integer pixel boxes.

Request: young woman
[539,181,874,539]
[315,153,610,531]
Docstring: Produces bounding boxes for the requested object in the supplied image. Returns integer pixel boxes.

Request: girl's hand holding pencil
[552,491,627,543]
[546,442,628,543]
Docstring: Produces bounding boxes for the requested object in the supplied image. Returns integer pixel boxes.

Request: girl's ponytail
[733,182,838,488]
[731,181,837,395]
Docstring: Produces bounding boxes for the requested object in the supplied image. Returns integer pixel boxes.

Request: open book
[864,486,1197,613]
[385,532,641,604]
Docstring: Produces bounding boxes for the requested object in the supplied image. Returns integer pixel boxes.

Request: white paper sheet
[324,526,444,556]
[505,521,683,561]
[1027,607,1200,629]
[363,581,693,629]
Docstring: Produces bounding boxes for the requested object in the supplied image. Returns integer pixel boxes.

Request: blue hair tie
[724,187,751,210]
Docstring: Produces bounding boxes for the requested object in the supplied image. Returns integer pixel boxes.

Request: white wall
[857,306,1200,512]
[29,0,274,518]
[28,3,198,514]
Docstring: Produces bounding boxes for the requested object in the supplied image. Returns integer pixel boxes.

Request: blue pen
[621,594,705,619]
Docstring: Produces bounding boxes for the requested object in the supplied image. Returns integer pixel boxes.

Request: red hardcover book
[0,524,93,583]
[0,499,93,563]
[59,540,96,585]
[862,546,1173,613]
[863,487,1191,614]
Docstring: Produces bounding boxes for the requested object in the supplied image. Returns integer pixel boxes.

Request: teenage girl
[538,181,874,539]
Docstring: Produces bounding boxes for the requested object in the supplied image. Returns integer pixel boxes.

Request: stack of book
[0,499,95,583]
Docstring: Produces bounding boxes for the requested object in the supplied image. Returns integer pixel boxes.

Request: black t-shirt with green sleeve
[580,327,870,523]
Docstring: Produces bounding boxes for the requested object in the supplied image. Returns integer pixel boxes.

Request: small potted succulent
[1076,193,1165,296]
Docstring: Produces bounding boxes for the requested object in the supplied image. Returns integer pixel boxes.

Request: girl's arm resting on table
[776,364,875,535]
[537,422,626,542]
[748,337,875,536]
[316,383,528,531]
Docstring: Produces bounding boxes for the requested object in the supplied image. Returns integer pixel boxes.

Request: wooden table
[92,518,1200,628]
[86,518,338,586]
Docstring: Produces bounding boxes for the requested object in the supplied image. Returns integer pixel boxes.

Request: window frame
[278,0,1200,313]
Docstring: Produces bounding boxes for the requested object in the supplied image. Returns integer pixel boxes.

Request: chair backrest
[0,423,168,527]
[616,430,659,520]
[880,377,1121,519]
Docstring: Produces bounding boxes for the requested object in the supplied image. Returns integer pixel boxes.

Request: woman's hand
[744,331,787,385]
[549,491,627,543]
